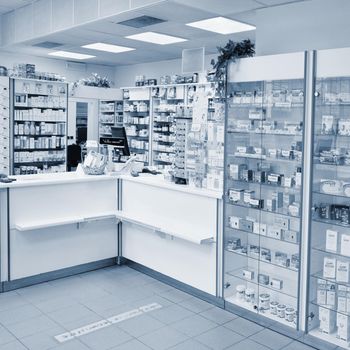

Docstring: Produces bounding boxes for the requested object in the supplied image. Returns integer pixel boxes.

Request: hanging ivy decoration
[211,39,255,79]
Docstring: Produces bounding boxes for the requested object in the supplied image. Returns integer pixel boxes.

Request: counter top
[0,172,223,199]
[0,172,116,189]
[119,174,223,199]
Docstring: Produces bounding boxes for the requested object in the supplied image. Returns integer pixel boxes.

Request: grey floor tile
[0,340,28,350]
[130,294,174,309]
[179,297,214,314]
[20,326,65,350]
[47,304,99,326]
[195,326,244,350]
[50,339,91,350]
[225,338,271,350]
[79,294,124,314]
[0,304,43,326]
[0,292,29,312]
[199,307,237,325]
[168,339,211,350]
[79,324,132,350]
[224,317,264,337]
[6,314,60,339]
[138,326,189,350]
[171,314,217,337]
[149,304,194,325]
[160,289,193,303]
[33,296,78,314]
[282,341,318,350]
[250,329,294,350]
[147,281,175,294]
[118,313,165,337]
[0,324,16,346]
[61,314,104,331]
[110,339,152,350]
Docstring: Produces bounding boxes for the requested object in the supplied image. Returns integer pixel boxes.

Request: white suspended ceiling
[0,0,309,66]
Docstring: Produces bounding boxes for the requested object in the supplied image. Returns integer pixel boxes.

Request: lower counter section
[122,223,217,295]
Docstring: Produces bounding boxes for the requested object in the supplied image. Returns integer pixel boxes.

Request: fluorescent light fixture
[48,51,95,60]
[187,17,255,35]
[126,32,187,45]
[82,42,135,53]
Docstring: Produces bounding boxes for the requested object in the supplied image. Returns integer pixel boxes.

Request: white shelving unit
[0,76,10,175]
[98,100,124,139]
[11,78,68,175]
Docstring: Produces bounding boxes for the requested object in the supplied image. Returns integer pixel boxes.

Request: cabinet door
[307,48,350,349]
[223,76,305,331]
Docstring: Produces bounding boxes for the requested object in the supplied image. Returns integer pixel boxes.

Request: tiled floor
[0,266,317,350]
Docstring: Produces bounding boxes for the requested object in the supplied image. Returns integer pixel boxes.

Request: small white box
[242,269,254,280]
[338,296,347,313]
[326,229,338,252]
[337,261,350,283]
[229,216,240,229]
[326,290,336,307]
[341,234,350,257]
[337,313,350,341]
[319,307,336,334]
[323,257,336,279]
[317,290,327,305]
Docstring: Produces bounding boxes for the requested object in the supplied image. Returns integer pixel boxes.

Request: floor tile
[79,324,132,350]
[138,326,189,350]
[0,324,16,346]
[250,329,294,350]
[20,326,66,350]
[179,296,214,314]
[168,339,211,350]
[0,304,43,326]
[282,341,317,350]
[79,294,124,314]
[224,317,264,337]
[33,296,78,314]
[47,304,99,326]
[118,313,165,337]
[50,339,91,350]
[110,339,152,350]
[160,289,193,303]
[149,304,194,325]
[171,314,217,337]
[195,326,244,350]
[199,307,237,325]
[6,314,59,338]
[225,338,271,350]
[0,292,29,312]
[0,340,28,350]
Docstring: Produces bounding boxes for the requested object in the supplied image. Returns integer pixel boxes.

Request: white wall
[255,0,350,56]
[114,54,216,88]
[0,49,115,84]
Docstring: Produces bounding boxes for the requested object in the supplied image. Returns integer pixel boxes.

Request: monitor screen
[100,126,130,156]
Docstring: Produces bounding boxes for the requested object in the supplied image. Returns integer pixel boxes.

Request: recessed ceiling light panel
[82,43,135,53]
[186,16,255,35]
[126,32,187,45]
[48,51,95,60]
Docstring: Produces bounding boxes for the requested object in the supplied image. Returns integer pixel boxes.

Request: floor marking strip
[54,302,163,343]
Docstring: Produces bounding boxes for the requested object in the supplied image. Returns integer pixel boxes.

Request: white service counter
[0,172,223,297]
[0,172,119,286]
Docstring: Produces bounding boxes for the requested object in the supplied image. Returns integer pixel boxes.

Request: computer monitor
[99,126,130,156]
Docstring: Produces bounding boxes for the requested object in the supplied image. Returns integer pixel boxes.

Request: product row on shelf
[98,100,124,138]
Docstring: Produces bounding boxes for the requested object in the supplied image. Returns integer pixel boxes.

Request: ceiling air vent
[117,15,166,28]
[33,41,63,49]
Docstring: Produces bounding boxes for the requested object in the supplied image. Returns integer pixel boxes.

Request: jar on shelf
[236,285,246,301]
[285,307,296,322]
[259,293,270,310]
[270,301,279,315]
[277,304,286,318]
[245,288,255,304]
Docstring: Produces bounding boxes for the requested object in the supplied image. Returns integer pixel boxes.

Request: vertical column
[299,50,316,332]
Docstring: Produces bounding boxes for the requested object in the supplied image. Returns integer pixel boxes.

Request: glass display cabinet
[223,53,306,332]
[307,48,350,349]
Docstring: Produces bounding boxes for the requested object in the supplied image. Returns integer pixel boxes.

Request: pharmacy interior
[1,1,350,349]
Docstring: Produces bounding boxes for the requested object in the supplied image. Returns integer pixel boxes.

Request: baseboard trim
[2,257,118,292]
[126,259,224,308]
